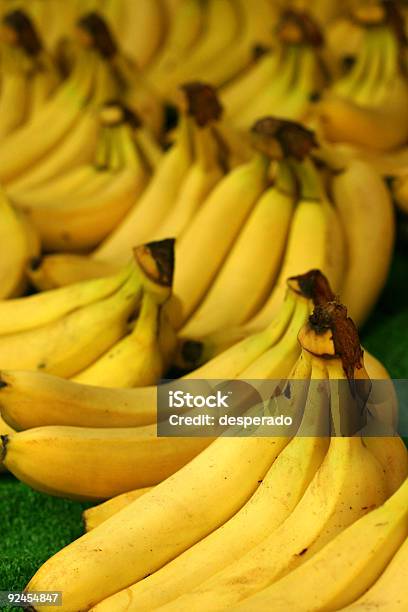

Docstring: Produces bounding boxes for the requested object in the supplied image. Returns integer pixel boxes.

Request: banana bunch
[0,9,60,139]
[317,1,408,152]
[0,239,174,381]
[9,102,150,252]
[221,9,325,131]
[14,298,406,611]
[25,81,227,288]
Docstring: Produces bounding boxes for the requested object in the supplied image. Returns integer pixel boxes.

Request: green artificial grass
[0,242,407,600]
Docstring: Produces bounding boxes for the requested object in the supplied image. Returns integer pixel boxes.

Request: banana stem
[289,156,324,200]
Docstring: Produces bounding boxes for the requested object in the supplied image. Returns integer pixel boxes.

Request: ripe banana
[0,266,130,335]
[171,152,269,327]
[90,353,329,612]
[71,290,168,388]
[234,478,408,611]
[333,158,395,326]
[0,189,40,299]
[158,305,387,611]
[0,426,212,499]
[248,154,346,330]
[180,160,296,339]
[83,487,154,532]
[26,437,286,610]
[0,414,14,473]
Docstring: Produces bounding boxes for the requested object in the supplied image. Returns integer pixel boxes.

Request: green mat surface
[1,241,407,602]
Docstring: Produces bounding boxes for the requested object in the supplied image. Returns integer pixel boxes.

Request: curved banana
[159,305,387,611]
[333,158,395,326]
[235,478,408,611]
[0,190,40,299]
[83,486,154,531]
[0,414,15,473]
[0,285,296,431]
[180,161,296,339]
[94,114,192,263]
[26,436,285,611]
[341,534,408,611]
[171,153,269,327]
[71,290,167,388]
[0,48,29,139]
[0,426,212,499]
[0,266,130,335]
[248,156,346,330]
[90,354,329,612]
[0,268,142,377]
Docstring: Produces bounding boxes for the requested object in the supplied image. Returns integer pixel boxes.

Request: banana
[106,0,165,69]
[0,278,301,430]
[170,152,269,327]
[90,354,329,612]
[93,112,192,264]
[199,0,278,87]
[0,189,40,299]
[6,110,100,192]
[220,48,281,120]
[0,425,212,500]
[248,154,346,331]
[83,487,154,532]
[159,304,387,611]
[0,266,130,335]
[341,534,408,611]
[179,160,296,339]
[333,158,395,326]
[26,436,285,610]
[234,478,408,611]
[0,268,143,377]
[162,0,241,101]
[393,172,408,215]
[147,0,204,95]
[0,46,29,139]
[153,85,225,241]
[318,20,408,151]
[23,116,149,251]
[0,48,98,184]
[71,290,168,388]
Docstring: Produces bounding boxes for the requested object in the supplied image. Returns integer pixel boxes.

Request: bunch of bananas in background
[0,0,407,610]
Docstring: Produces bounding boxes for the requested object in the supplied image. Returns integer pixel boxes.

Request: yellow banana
[1,426,211,500]
[334,158,395,326]
[83,487,154,531]
[0,266,130,335]
[0,280,299,430]
[0,48,29,139]
[393,173,408,215]
[23,120,149,251]
[91,354,329,612]
[159,305,387,611]
[180,160,296,339]
[0,189,40,299]
[235,478,408,611]
[249,155,346,330]
[26,436,285,610]
[0,267,142,377]
[341,534,408,611]
[71,290,168,388]
[171,152,269,326]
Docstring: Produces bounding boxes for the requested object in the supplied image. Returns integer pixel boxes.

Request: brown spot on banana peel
[298,301,364,380]
[134,238,175,288]
[77,12,118,59]
[179,82,223,127]
[287,269,335,306]
[2,9,43,56]
[99,101,142,129]
[251,118,318,161]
